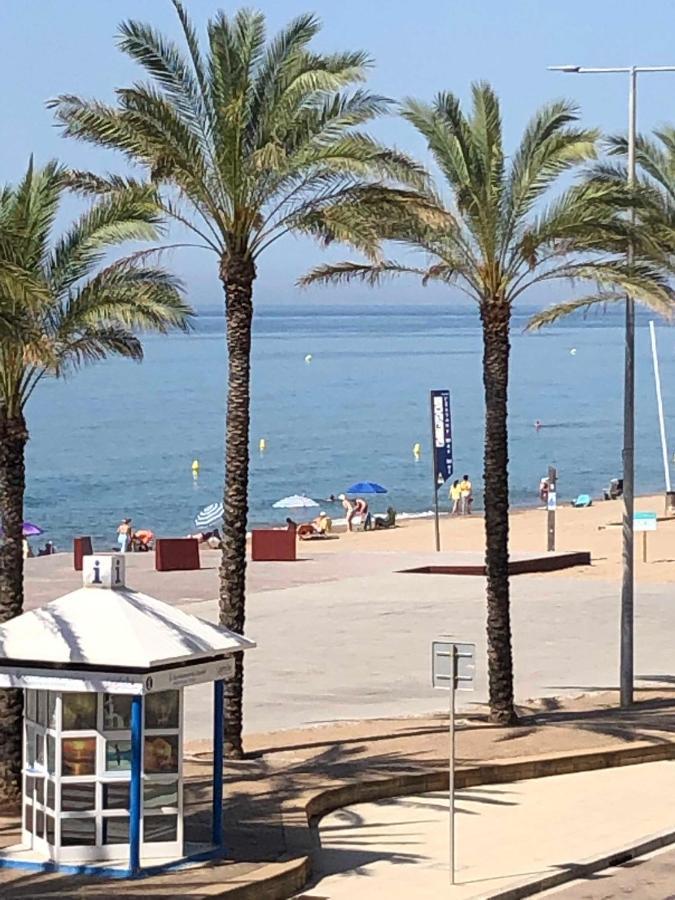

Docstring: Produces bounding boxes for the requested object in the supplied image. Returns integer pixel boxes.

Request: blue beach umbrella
[345,481,387,494]
[194,502,224,529]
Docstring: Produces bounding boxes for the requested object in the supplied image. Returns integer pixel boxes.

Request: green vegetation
[0,158,191,802]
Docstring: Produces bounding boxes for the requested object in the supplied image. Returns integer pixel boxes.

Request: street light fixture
[549,64,675,707]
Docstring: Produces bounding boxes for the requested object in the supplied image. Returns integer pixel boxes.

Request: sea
[23,303,675,549]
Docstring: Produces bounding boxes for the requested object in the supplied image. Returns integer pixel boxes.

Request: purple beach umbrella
[22,522,43,537]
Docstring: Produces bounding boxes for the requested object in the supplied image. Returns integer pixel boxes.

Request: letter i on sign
[92,560,102,585]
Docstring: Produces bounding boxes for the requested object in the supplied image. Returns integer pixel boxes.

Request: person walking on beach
[459,475,473,515]
[449,479,462,515]
[117,518,132,553]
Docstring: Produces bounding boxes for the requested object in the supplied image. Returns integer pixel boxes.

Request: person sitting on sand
[373,507,396,530]
[186,528,220,545]
[202,528,222,549]
[133,529,154,552]
[313,511,332,535]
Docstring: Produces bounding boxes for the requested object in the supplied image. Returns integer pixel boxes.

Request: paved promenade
[22,551,675,741]
[3,694,675,898]
[311,760,675,898]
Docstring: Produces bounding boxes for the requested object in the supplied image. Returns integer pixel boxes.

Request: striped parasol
[194,503,224,530]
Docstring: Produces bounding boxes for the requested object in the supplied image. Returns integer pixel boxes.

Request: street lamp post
[549,65,675,707]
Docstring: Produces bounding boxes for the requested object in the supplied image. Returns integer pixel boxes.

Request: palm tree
[0,158,191,805]
[50,2,426,756]
[302,84,673,725]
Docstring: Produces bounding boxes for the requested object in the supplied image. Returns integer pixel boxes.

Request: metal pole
[649,320,672,492]
[434,486,441,552]
[449,644,456,885]
[547,465,557,552]
[129,694,143,875]
[212,679,225,848]
[620,67,637,708]
[643,531,647,563]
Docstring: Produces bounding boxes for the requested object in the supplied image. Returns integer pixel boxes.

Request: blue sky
[2,0,674,308]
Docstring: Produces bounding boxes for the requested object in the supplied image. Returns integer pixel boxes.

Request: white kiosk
[0,555,255,876]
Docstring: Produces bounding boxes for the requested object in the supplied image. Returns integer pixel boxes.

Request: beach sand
[302,493,675,583]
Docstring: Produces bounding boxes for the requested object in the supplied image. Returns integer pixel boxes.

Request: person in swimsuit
[117,518,132,553]
[353,497,369,529]
[338,494,356,531]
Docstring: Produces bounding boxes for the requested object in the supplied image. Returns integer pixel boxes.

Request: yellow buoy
[259,438,266,453]
[191,459,200,473]
[413,442,421,459]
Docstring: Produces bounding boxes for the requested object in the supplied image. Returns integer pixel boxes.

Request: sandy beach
[300,493,675,583]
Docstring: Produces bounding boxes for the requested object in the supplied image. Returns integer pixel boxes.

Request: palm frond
[47,186,164,294]
[526,293,627,330]
[299,260,426,287]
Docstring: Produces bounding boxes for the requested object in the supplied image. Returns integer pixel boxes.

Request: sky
[2,0,675,308]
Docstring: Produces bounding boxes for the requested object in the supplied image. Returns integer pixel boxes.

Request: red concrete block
[73,536,93,571]
[155,537,201,572]
[251,529,296,561]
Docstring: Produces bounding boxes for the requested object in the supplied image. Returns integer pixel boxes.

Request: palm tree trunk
[480,299,517,726]
[0,407,28,807]
[219,254,256,759]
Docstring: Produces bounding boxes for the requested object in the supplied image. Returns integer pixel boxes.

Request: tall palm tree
[0,158,191,805]
[302,84,673,725]
[50,2,426,756]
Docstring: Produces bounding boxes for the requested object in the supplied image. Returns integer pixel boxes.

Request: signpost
[432,639,475,885]
[430,390,453,552]
[634,511,657,562]
[547,465,557,552]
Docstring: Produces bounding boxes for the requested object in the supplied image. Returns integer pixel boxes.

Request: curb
[305,737,675,826]
[216,856,311,900]
[489,825,675,899]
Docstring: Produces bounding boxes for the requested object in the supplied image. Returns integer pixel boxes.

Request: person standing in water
[449,479,461,515]
[117,518,132,553]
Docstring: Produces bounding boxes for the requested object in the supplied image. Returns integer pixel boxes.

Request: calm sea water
[23,303,675,548]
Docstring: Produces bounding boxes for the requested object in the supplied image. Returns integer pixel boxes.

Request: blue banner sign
[430,389,453,486]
